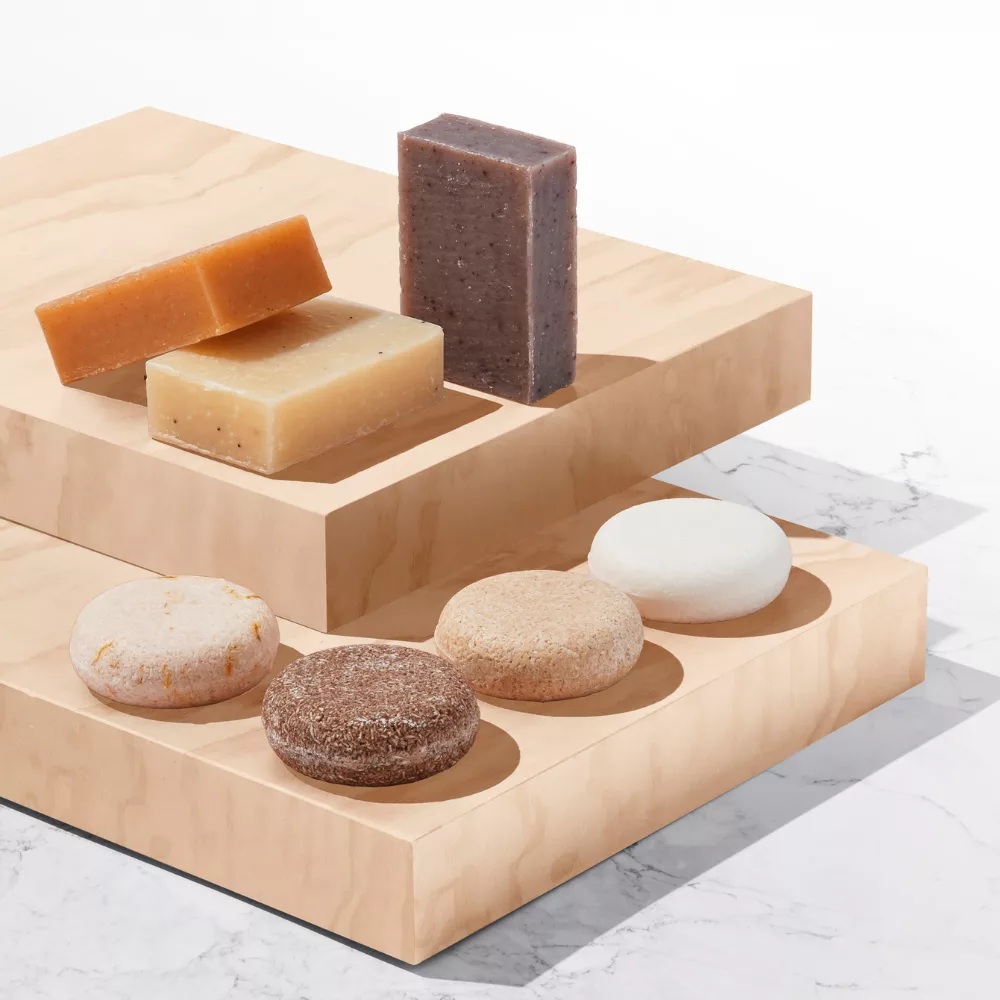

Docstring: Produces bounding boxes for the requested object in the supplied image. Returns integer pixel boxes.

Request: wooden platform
[0,108,811,631]
[0,479,927,964]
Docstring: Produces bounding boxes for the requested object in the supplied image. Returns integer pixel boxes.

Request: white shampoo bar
[146,296,444,474]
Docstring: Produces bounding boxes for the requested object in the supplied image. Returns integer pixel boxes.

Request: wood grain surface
[0,479,926,963]
[0,109,812,630]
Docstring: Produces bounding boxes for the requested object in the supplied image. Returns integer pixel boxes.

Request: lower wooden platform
[0,479,926,963]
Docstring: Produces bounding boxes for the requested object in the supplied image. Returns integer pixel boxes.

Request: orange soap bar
[35,215,332,384]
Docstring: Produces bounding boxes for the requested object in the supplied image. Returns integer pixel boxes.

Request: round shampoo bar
[261,645,480,786]
[588,498,792,624]
[69,576,280,708]
[434,570,645,701]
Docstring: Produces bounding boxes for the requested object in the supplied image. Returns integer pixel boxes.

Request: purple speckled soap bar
[398,113,577,404]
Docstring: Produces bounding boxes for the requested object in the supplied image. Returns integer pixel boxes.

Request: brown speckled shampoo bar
[262,644,480,786]
[68,576,280,708]
[399,114,576,403]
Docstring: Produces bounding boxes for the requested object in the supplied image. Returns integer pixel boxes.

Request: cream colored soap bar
[146,296,444,474]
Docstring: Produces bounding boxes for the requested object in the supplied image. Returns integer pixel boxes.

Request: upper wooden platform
[0,109,811,630]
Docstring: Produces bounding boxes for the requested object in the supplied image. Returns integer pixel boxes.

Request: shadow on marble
[658,434,984,556]
[409,646,1000,987]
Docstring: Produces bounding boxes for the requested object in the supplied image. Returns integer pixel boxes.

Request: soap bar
[146,296,444,475]
[399,114,577,403]
[36,215,331,384]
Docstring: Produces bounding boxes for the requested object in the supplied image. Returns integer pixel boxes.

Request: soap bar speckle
[398,114,577,404]
[145,295,444,475]
[262,644,480,786]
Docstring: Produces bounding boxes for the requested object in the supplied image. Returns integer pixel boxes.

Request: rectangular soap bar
[398,114,577,404]
[146,296,444,475]
[36,215,332,384]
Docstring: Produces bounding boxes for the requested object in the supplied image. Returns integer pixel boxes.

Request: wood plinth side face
[0,478,926,963]
[0,687,417,960]
[323,295,812,625]
[0,109,811,630]
[409,568,926,960]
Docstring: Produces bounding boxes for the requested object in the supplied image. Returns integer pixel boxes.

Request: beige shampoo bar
[146,296,443,475]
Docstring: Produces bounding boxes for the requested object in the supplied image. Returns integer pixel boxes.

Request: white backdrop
[3,5,1000,996]
[3,1,996,483]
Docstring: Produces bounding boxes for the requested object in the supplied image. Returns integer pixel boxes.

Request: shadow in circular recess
[646,566,833,639]
[479,641,684,718]
[286,720,520,805]
[93,643,304,724]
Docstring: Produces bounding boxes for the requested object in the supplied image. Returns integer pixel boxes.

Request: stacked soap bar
[146,297,443,474]
[36,216,331,384]
[37,213,448,475]
[399,114,577,404]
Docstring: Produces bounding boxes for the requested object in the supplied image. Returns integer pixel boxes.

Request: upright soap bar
[399,114,577,404]
[36,216,332,384]
[146,296,443,475]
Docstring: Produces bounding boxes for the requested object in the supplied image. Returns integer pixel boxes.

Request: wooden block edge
[406,561,928,962]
